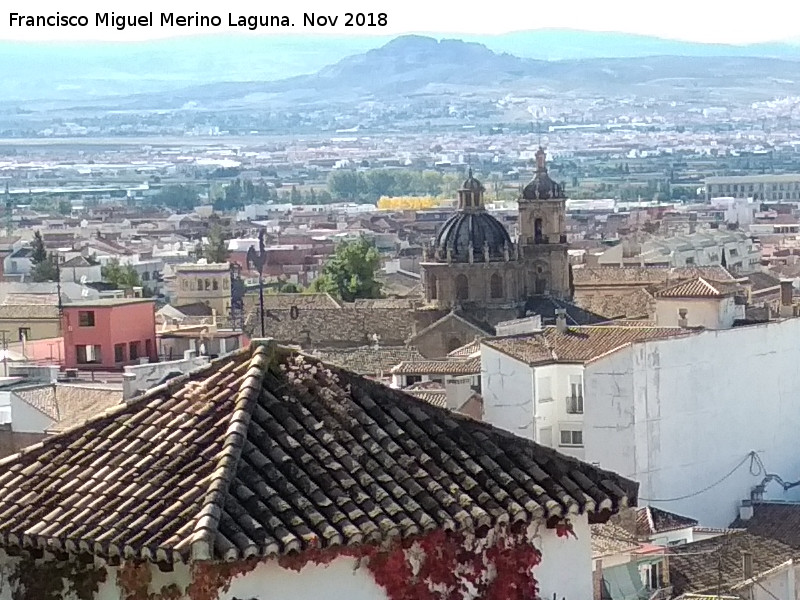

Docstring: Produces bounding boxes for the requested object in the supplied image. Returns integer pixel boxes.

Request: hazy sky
[2,0,800,43]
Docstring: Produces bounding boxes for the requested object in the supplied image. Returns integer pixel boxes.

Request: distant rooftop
[64,297,154,308]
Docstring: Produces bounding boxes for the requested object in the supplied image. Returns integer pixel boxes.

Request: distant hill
[3,30,800,105]
[106,35,800,111]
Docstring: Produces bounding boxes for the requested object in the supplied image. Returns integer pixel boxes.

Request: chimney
[739,499,754,521]
[555,308,568,333]
[678,308,689,328]
[742,551,753,581]
[780,279,794,317]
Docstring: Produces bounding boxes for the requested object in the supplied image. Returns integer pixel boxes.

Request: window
[78,311,95,327]
[405,375,422,386]
[205,278,211,290]
[430,275,438,300]
[455,274,469,301]
[643,561,664,590]
[223,278,229,290]
[114,343,125,363]
[141,271,150,281]
[567,376,584,414]
[76,344,102,364]
[490,272,503,299]
[538,376,552,402]
[685,257,695,265]
[18,327,30,342]
[212,279,219,291]
[181,279,189,291]
[129,341,141,361]
[559,428,583,447]
[196,278,203,290]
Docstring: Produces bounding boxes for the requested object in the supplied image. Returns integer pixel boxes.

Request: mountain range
[3,29,800,106]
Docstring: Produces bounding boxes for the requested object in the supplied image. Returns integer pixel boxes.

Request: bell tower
[517,148,571,299]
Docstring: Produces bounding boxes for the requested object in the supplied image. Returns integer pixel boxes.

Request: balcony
[566,395,584,414]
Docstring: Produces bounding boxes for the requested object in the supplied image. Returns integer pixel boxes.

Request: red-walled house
[61,298,158,370]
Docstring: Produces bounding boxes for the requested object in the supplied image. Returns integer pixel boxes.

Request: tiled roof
[244,307,416,347]
[312,345,426,376]
[729,501,800,548]
[483,325,694,366]
[352,298,419,309]
[574,288,655,320]
[523,296,608,326]
[406,387,447,408]
[246,293,341,311]
[15,384,124,430]
[654,277,740,298]
[0,304,59,320]
[670,532,799,596]
[636,506,698,536]
[391,357,481,375]
[447,339,481,358]
[746,271,782,293]
[0,342,637,563]
[573,266,735,286]
[591,521,640,557]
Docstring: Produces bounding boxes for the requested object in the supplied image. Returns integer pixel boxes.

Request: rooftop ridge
[189,341,274,560]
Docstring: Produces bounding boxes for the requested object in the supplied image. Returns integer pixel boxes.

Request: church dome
[522,148,565,200]
[430,170,513,263]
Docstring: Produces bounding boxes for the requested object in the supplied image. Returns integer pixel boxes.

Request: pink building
[61,298,158,370]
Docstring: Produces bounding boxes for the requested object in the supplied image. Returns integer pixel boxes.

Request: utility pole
[0,330,9,377]
[246,229,268,338]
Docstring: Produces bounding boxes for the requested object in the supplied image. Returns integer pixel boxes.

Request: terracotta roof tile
[312,345,426,376]
[573,265,735,286]
[391,357,481,375]
[447,340,481,358]
[670,532,799,596]
[591,521,640,557]
[0,342,637,562]
[636,506,698,536]
[483,325,695,365]
[729,501,800,548]
[654,277,741,298]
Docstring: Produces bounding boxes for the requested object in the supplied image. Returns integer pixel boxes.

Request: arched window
[212,279,219,291]
[205,278,211,290]
[430,274,438,300]
[490,272,503,299]
[196,278,202,291]
[534,218,544,243]
[455,274,469,301]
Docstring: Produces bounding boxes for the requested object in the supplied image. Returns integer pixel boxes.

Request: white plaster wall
[221,557,388,600]
[481,344,535,441]
[534,363,586,460]
[654,297,733,329]
[537,513,593,600]
[7,392,56,433]
[586,319,800,527]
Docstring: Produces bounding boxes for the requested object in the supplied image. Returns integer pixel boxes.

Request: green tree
[280,282,301,293]
[58,199,72,215]
[102,259,142,291]
[30,230,59,282]
[311,237,382,302]
[328,170,366,201]
[155,185,200,212]
[203,224,230,263]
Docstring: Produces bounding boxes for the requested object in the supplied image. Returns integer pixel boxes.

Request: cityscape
[1,17,800,600]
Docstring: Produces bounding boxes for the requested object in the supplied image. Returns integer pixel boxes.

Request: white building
[482,313,800,527]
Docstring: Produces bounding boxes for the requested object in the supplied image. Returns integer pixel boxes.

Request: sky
[2,0,800,43]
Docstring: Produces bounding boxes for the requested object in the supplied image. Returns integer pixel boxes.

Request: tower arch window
[490,272,504,299]
[455,274,469,301]
[430,274,438,300]
[534,218,544,243]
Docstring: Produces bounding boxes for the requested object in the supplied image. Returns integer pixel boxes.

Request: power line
[640,452,758,503]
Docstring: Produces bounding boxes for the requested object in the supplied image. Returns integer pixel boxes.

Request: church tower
[518,148,571,299]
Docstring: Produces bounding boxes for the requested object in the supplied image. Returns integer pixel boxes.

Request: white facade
[482,344,586,460]
[0,518,593,600]
[654,296,742,329]
[584,319,800,527]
